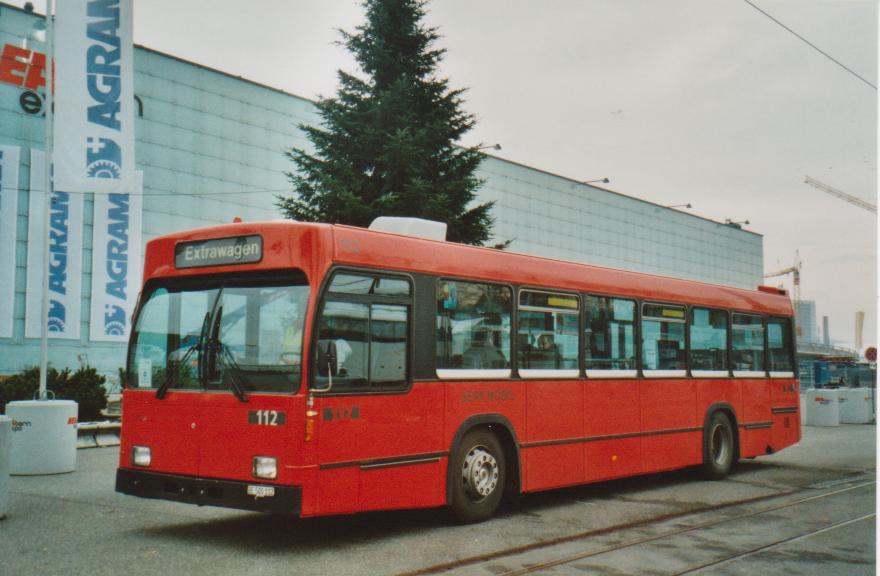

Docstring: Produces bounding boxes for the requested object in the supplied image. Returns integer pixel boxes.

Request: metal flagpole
[5,0,77,478]
[38,0,55,401]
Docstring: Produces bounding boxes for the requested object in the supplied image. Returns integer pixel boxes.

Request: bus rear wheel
[702,412,735,479]
[450,429,505,523]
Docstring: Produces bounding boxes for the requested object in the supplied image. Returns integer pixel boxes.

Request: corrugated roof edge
[477,154,763,238]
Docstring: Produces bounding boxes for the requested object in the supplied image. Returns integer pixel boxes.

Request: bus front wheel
[702,412,735,479]
[450,429,505,523]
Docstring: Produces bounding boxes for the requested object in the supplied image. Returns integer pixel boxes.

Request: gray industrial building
[0,4,763,379]
[796,301,818,344]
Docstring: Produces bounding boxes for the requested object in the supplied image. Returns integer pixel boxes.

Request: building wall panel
[0,5,762,379]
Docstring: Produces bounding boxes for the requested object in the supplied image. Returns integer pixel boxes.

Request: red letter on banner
[25,50,46,90]
[0,44,30,87]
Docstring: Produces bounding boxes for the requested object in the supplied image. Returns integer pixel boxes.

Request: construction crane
[804,176,877,214]
[764,251,802,336]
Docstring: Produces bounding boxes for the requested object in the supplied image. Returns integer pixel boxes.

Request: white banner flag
[0,145,21,338]
[89,171,143,342]
[26,150,84,340]
[54,0,135,194]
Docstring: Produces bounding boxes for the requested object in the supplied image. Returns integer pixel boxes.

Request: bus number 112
[248,410,286,426]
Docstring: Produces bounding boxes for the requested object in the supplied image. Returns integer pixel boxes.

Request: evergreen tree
[277,0,497,245]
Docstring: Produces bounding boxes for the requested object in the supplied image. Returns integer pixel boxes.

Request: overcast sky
[13,0,878,350]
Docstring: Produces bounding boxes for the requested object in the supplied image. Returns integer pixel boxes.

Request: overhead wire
[741,0,877,90]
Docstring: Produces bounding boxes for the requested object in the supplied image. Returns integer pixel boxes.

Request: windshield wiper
[157,311,210,400]
[212,340,249,403]
[207,305,249,403]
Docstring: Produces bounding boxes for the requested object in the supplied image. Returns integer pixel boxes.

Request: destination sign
[175,235,262,269]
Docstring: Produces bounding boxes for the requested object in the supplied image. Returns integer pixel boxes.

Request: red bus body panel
[525,380,584,489]
[118,221,799,517]
[311,383,446,515]
[583,379,641,482]
[328,225,791,315]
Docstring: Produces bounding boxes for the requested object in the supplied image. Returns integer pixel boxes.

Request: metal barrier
[76,421,121,449]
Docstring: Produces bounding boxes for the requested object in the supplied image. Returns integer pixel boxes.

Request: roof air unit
[368,216,447,241]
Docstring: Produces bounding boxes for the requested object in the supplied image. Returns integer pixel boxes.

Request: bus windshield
[127,278,309,394]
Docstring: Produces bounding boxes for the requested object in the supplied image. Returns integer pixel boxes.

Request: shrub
[0,366,43,412]
[57,367,108,421]
[0,366,108,421]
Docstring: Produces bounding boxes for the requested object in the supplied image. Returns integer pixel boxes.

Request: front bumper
[116,468,301,514]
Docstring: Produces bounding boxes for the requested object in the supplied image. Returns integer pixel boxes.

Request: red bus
[116,220,800,523]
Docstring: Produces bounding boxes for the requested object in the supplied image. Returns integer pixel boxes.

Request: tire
[702,412,735,479]
[450,429,506,523]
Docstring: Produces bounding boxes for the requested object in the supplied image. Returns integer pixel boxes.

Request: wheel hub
[462,446,499,499]
[711,425,730,465]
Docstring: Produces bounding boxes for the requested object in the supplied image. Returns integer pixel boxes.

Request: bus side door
[312,383,445,514]
[310,273,445,514]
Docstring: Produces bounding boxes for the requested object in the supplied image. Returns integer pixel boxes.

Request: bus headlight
[252,456,277,480]
[131,446,151,467]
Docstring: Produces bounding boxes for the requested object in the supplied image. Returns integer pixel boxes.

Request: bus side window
[689,307,728,374]
[436,280,512,378]
[370,304,408,386]
[316,301,370,387]
[641,303,687,375]
[584,296,636,377]
[767,317,794,374]
[732,313,765,374]
[314,271,411,391]
[518,290,579,376]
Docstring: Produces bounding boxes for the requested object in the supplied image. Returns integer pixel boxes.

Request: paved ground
[1,424,874,576]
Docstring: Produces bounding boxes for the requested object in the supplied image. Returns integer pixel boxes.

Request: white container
[0,416,10,519]
[7,400,78,475]
[839,388,873,424]
[805,389,839,427]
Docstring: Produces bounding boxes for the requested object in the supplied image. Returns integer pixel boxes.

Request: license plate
[246,485,275,499]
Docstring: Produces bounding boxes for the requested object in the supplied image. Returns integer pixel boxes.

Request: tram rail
[403,475,875,576]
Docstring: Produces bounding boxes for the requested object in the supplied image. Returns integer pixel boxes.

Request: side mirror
[316,340,338,388]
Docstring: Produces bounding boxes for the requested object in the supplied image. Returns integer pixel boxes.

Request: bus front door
[311,383,445,515]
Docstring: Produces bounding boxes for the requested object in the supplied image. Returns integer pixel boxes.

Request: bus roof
[144,220,792,316]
